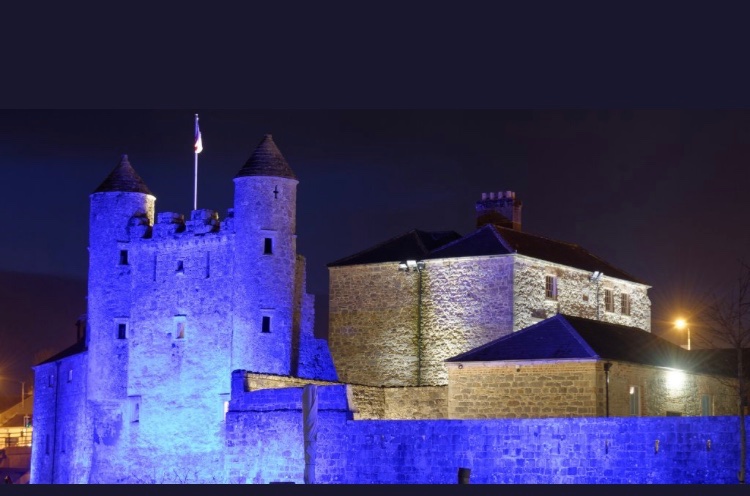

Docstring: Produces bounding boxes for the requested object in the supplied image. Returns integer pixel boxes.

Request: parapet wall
[225,383,750,484]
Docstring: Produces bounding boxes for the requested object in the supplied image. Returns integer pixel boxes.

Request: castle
[30,135,336,483]
[29,133,743,484]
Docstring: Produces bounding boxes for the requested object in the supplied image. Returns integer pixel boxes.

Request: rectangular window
[67,369,73,383]
[45,434,49,455]
[701,394,714,416]
[264,238,273,255]
[48,375,54,388]
[61,433,65,453]
[117,323,127,340]
[621,294,631,316]
[129,396,141,423]
[119,249,129,265]
[176,321,185,339]
[545,275,558,300]
[629,385,641,416]
[605,289,614,312]
[262,316,271,333]
[176,260,184,274]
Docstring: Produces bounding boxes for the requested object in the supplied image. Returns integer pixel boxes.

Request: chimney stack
[475,190,522,230]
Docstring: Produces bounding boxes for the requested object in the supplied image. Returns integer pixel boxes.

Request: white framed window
[545,275,558,300]
[701,394,714,416]
[604,289,615,313]
[629,385,641,416]
[621,293,631,316]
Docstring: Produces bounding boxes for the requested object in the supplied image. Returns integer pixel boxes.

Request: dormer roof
[93,155,153,195]
[235,134,297,180]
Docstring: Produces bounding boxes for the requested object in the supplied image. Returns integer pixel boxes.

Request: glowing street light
[675,318,690,351]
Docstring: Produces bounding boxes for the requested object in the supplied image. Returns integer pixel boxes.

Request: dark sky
[1,110,749,380]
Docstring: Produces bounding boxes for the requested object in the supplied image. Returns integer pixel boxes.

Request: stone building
[328,191,652,387]
[446,314,737,419]
[30,135,336,484]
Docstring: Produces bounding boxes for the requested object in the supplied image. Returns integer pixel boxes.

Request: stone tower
[87,155,155,401]
[232,134,299,375]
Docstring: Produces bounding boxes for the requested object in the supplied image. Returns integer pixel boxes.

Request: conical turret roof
[235,134,297,180]
[93,155,153,195]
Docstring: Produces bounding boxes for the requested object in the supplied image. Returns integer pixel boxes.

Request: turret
[232,135,299,375]
[87,155,155,400]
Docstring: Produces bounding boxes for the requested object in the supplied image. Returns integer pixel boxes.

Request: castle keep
[31,135,336,484]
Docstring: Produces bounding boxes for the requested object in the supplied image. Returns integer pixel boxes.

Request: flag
[194,115,203,154]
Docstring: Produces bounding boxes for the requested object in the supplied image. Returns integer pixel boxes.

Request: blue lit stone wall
[30,352,91,484]
[31,162,334,483]
[226,383,750,484]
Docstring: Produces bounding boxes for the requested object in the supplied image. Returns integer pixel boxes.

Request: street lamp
[675,318,690,351]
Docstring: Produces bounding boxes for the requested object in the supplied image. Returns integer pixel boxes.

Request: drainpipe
[416,266,423,387]
[603,362,612,417]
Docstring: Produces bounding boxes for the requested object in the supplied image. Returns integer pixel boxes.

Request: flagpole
[194,114,199,211]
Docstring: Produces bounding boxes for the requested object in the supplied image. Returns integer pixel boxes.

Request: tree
[698,260,750,484]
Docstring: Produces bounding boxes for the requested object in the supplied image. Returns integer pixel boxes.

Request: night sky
[1,109,749,390]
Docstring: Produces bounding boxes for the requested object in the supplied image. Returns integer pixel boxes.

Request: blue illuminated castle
[30,135,337,483]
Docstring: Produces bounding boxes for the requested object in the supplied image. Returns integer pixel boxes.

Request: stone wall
[349,386,447,419]
[607,360,737,417]
[447,360,601,419]
[513,255,651,331]
[225,384,750,484]
[30,352,91,484]
[329,254,650,388]
[446,359,738,419]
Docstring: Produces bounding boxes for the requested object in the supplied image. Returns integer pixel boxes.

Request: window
[545,275,558,300]
[176,321,185,339]
[604,289,614,312]
[67,369,73,383]
[117,323,127,340]
[129,396,141,423]
[262,316,271,333]
[621,294,631,316]
[45,434,49,455]
[176,260,184,274]
[61,433,65,453]
[629,385,641,416]
[264,238,273,255]
[701,394,714,416]
[119,250,129,265]
[48,375,54,388]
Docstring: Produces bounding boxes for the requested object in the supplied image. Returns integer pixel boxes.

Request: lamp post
[675,318,690,351]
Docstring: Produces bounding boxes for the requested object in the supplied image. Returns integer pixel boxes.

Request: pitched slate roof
[447,314,732,377]
[93,155,153,195]
[327,229,462,267]
[330,223,645,284]
[430,224,644,284]
[235,134,297,180]
[34,338,87,366]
